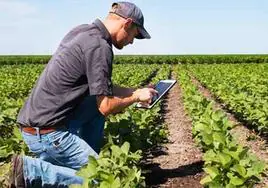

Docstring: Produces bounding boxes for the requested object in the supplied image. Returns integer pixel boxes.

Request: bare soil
[143,73,204,187]
[191,76,268,188]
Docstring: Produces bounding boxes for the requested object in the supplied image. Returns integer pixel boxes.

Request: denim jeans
[21,96,105,187]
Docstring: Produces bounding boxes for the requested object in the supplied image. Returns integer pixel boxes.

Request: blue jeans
[21,96,105,187]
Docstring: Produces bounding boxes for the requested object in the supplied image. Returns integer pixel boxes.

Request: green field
[0,55,267,187]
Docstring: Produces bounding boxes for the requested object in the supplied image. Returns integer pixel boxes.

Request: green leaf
[204,166,219,179]
[100,181,110,188]
[202,132,213,146]
[195,122,212,134]
[230,176,244,186]
[239,158,250,167]
[203,150,220,163]
[218,152,231,167]
[111,177,121,188]
[246,160,265,178]
[194,122,206,131]
[252,160,265,173]
[0,146,11,158]
[200,175,212,185]
[211,110,224,122]
[231,164,247,177]
[13,127,23,139]
[111,145,122,158]
[121,142,130,155]
[76,156,98,178]
[227,172,245,186]
[212,132,226,149]
[226,183,236,188]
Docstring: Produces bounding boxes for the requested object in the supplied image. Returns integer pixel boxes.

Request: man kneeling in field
[10,1,157,187]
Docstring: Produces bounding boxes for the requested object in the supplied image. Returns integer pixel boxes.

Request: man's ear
[124,18,134,30]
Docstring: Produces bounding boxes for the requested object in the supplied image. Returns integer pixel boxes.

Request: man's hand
[146,83,155,89]
[133,88,158,104]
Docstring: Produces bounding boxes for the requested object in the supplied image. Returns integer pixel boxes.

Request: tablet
[136,79,177,109]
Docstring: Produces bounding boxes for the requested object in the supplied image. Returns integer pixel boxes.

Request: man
[10,1,157,187]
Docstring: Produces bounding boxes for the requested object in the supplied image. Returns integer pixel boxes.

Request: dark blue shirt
[17,19,113,127]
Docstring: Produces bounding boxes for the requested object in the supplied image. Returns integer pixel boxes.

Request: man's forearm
[97,87,157,116]
[113,85,136,97]
[109,95,137,114]
[97,95,138,116]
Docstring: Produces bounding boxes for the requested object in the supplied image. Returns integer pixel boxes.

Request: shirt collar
[93,19,112,46]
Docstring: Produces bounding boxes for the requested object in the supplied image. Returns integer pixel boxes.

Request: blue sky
[0,0,267,55]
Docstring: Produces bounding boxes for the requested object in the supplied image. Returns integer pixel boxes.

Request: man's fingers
[134,88,158,103]
[140,101,149,107]
[148,88,158,95]
[147,83,155,88]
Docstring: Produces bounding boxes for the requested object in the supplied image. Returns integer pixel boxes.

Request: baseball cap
[109,1,151,39]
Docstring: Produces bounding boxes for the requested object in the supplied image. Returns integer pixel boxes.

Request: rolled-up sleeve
[85,43,113,96]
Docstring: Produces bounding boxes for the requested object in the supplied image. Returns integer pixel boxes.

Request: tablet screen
[150,81,174,105]
[136,79,176,109]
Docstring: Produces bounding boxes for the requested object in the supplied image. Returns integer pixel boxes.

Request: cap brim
[136,26,151,39]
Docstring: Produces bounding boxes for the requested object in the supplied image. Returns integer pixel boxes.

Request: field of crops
[0,55,267,187]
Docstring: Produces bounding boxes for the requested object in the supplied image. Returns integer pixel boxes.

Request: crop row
[176,66,265,187]
[187,63,268,134]
[1,55,268,65]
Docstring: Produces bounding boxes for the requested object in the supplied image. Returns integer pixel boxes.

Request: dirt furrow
[144,72,204,188]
